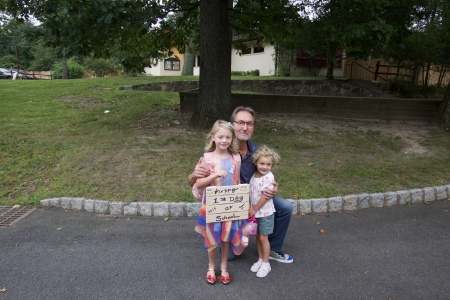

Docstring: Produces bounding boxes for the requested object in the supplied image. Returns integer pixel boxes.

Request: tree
[191,0,232,126]
[383,0,450,86]
[1,0,305,126]
[299,0,402,80]
[0,17,40,69]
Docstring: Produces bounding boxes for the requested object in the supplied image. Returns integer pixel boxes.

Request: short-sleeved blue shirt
[240,140,259,184]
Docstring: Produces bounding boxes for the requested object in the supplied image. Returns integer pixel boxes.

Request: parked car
[11,69,35,80]
[0,68,12,79]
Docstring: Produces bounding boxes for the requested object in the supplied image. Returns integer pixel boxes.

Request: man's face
[233,111,255,141]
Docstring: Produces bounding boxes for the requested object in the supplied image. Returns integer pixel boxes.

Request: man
[188,106,293,263]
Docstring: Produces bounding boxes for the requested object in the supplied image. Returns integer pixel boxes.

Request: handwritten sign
[205,184,250,223]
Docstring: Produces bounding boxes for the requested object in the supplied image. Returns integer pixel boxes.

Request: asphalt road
[1,200,449,300]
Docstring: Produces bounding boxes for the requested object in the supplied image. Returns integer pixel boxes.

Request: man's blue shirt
[240,140,259,184]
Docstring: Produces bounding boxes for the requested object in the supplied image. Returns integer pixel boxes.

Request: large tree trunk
[62,57,68,79]
[190,0,232,128]
[182,35,196,76]
[181,51,195,76]
[326,59,334,80]
[437,83,450,131]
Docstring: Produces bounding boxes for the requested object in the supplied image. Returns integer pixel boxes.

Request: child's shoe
[256,263,271,278]
[250,261,262,272]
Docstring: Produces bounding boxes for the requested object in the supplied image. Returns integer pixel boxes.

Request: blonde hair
[251,145,280,166]
[204,120,239,154]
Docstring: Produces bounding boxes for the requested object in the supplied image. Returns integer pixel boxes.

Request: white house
[145,40,344,77]
[144,48,184,76]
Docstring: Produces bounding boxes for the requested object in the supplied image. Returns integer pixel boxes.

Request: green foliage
[0,18,39,69]
[388,78,437,98]
[83,56,117,77]
[29,46,57,71]
[52,58,85,79]
[230,69,260,76]
[0,54,16,68]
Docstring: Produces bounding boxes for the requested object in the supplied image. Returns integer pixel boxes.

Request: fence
[344,58,450,86]
[30,71,52,80]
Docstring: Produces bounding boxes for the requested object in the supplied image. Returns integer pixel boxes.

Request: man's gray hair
[230,106,256,123]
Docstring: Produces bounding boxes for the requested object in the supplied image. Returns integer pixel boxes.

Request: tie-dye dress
[195,153,243,252]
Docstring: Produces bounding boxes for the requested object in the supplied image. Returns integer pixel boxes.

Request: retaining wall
[180,92,441,122]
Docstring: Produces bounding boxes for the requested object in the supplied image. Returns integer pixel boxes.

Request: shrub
[388,78,437,98]
[83,57,117,77]
[52,58,85,79]
[231,69,260,76]
[0,54,17,68]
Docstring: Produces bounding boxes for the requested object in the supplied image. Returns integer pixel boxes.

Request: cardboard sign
[205,184,250,223]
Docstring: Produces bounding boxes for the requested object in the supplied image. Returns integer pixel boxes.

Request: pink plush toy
[233,216,258,255]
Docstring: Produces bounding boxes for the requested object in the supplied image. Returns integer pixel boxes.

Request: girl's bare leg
[207,248,217,278]
[220,242,230,272]
[259,234,270,263]
[256,233,263,259]
[220,242,231,284]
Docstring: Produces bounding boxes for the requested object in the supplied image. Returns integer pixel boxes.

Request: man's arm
[187,157,209,187]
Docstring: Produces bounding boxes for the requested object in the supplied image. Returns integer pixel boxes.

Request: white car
[0,68,13,79]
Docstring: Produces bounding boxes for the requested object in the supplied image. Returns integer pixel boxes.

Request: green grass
[1,76,449,205]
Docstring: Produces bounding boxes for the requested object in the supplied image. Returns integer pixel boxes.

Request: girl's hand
[215,169,228,178]
[248,207,256,217]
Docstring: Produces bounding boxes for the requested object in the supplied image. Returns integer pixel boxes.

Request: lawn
[1,76,449,206]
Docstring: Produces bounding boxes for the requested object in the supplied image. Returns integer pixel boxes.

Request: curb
[40,185,450,217]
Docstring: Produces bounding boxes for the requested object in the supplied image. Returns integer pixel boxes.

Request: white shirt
[250,171,276,218]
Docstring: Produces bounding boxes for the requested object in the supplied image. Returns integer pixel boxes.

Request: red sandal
[206,269,216,285]
[221,270,231,285]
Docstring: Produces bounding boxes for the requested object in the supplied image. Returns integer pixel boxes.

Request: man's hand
[188,157,210,186]
[263,181,278,199]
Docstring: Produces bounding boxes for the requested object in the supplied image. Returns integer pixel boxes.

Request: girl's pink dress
[195,154,243,252]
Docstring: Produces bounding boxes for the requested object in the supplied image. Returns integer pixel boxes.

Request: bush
[0,54,17,69]
[388,78,437,98]
[52,58,85,79]
[231,69,260,76]
[83,57,117,77]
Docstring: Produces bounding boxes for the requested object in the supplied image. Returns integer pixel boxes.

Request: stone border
[40,185,450,217]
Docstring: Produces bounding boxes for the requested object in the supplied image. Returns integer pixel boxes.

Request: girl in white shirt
[248,145,280,278]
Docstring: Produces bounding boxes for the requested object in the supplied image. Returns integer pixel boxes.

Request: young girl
[194,120,242,285]
[248,146,280,278]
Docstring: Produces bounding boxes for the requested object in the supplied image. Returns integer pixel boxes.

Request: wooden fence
[344,58,450,86]
[30,71,53,80]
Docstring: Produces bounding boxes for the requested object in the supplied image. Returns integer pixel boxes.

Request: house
[145,39,345,77]
[144,48,185,76]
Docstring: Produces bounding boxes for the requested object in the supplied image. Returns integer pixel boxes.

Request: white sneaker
[256,264,271,278]
[250,261,261,272]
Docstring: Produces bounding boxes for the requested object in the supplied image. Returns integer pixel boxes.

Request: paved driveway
[1,200,449,299]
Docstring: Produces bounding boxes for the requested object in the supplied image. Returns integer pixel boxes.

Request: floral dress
[195,153,243,252]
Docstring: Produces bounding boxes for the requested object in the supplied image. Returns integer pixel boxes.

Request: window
[241,46,251,55]
[253,45,264,54]
[164,58,180,71]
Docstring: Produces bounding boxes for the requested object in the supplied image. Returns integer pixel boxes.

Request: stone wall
[121,79,385,97]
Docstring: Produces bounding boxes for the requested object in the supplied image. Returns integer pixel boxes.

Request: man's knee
[274,196,293,215]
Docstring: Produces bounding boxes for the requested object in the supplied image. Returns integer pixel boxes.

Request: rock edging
[40,185,450,217]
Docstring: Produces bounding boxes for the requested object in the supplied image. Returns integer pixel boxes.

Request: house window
[253,45,264,54]
[164,58,180,71]
[241,46,251,55]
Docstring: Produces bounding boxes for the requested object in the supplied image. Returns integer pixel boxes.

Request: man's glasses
[233,121,254,128]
